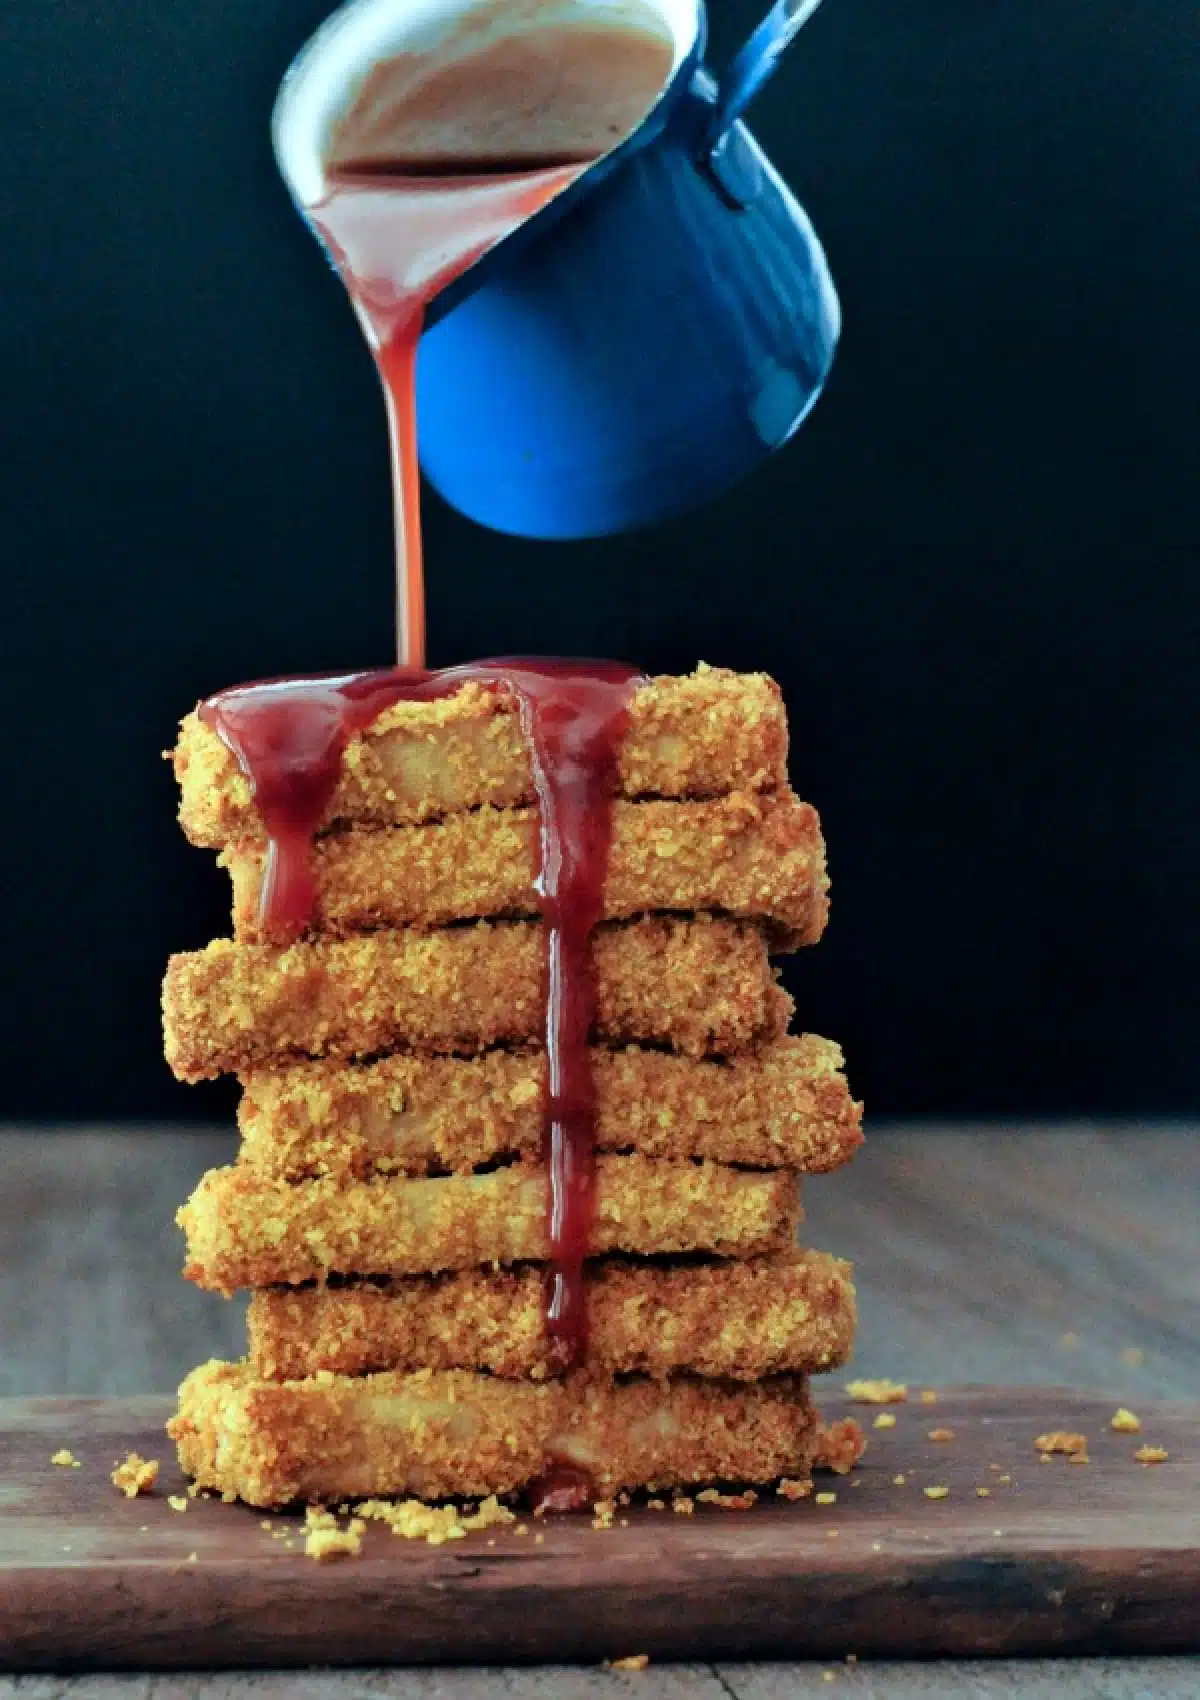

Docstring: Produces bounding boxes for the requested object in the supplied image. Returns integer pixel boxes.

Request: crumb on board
[51,1450,81,1469]
[647,1497,666,1510]
[1112,1407,1141,1433]
[670,1495,695,1516]
[1134,1445,1169,1465]
[892,1474,907,1486]
[305,1523,363,1562]
[923,1486,949,1501]
[928,1428,955,1442]
[1059,1332,1080,1350]
[111,1454,159,1498]
[873,1413,896,1430]
[185,1551,198,1563]
[918,1390,938,1405]
[696,1488,757,1510]
[976,1487,991,1497]
[844,1378,907,1405]
[167,1495,189,1513]
[1035,1431,1088,1459]
[605,1654,650,1672]
[777,1477,811,1502]
[815,1491,837,1506]
[593,1499,617,1530]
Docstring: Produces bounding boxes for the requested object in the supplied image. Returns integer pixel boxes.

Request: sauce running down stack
[163,663,863,1508]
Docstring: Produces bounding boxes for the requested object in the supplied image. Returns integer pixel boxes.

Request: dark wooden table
[2,1123,1197,1698]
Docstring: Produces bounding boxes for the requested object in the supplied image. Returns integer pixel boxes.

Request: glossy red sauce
[200,659,643,1373]
[309,161,585,667]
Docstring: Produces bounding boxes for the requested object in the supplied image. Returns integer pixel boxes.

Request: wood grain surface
[1,1387,1197,1669]
[1,1123,1196,1696]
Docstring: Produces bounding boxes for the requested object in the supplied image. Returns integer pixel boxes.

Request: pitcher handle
[706,0,827,154]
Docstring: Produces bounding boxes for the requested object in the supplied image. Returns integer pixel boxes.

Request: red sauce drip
[529,1461,597,1516]
[308,163,586,667]
[200,659,644,1371]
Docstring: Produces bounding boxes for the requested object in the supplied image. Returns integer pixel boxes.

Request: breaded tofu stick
[170,1359,817,1506]
[163,916,789,1081]
[173,665,789,849]
[221,791,828,946]
[238,1036,863,1183]
[247,1249,856,1382]
[179,1157,800,1295]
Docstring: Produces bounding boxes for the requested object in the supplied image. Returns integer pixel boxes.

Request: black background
[2,0,1196,1123]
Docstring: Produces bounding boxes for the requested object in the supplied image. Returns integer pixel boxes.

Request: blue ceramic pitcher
[277,0,839,539]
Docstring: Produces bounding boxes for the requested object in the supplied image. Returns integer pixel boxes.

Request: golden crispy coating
[222,791,828,947]
[163,916,789,1081]
[179,1157,801,1295]
[173,665,789,849]
[238,1036,862,1182]
[169,1359,817,1507]
[247,1249,855,1382]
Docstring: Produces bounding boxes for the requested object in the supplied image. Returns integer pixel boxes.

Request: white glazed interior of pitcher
[274,0,700,208]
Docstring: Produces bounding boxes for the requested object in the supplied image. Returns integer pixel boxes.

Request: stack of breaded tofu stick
[163,665,862,1509]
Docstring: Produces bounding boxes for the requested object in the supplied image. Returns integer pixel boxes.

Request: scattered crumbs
[167,1495,189,1513]
[924,1486,949,1501]
[62,1545,72,1553]
[997,1473,1012,1485]
[1035,1431,1089,1460]
[928,1428,955,1443]
[815,1417,867,1475]
[822,1672,837,1684]
[845,1378,907,1405]
[988,1463,1003,1472]
[815,1492,837,1506]
[51,1450,81,1469]
[993,1529,1005,1537]
[534,1533,545,1545]
[647,1497,666,1511]
[185,1551,198,1563]
[186,1483,202,1500]
[616,1491,631,1508]
[670,1495,695,1516]
[1112,1407,1142,1434]
[918,1390,938,1406]
[846,1654,859,1665]
[220,1491,238,1504]
[138,1525,149,1533]
[356,1494,514,1546]
[605,1655,650,1672]
[619,1518,630,1528]
[1068,1452,1090,1465]
[976,1487,991,1497]
[825,1528,840,1539]
[260,1520,273,1531]
[487,1539,496,1547]
[1135,1446,1169,1465]
[111,1454,159,1499]
[870,1541,882,1552]
[777,1477,812,1502]
[873,1413,896,1430]
[515,1524,529,1537]
[593,1499,617,1530]
[1122,1346,1145,1368]
[892,1475,907,1487]
[1059,1332,1080,1350]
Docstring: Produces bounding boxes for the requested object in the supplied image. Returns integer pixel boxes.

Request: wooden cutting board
[1,1388,1196,1670]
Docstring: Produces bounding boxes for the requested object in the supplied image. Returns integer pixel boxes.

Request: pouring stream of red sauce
[204,24,673,1422]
